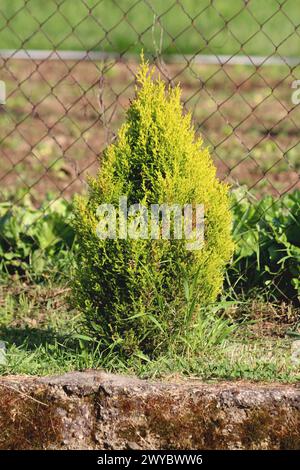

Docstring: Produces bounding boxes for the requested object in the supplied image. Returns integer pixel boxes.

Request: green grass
[0,190,299,381]
[0,281,299,382]
[0,0,300,56]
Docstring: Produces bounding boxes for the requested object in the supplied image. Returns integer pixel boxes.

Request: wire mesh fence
[0,0,299,301]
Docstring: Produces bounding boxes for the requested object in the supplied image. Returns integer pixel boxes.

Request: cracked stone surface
[0,371,299,449]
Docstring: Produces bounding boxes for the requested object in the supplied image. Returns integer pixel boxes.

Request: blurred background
[0,0,299,203]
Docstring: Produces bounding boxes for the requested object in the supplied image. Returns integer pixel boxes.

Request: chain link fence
[0,0,299,300]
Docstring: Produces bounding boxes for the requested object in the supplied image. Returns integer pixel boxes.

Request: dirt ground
[0,58,299,204]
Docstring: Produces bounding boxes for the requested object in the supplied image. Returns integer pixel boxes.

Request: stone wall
[0,371,299,449]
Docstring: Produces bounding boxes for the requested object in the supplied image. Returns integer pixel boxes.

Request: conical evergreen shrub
[72,60,234,357]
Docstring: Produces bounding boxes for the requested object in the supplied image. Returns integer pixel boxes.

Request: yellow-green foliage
[72,60,234,357]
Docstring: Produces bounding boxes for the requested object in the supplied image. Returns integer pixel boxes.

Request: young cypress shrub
[72,60,234,357]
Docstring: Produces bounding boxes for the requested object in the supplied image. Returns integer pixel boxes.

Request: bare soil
[0,58,299,203]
